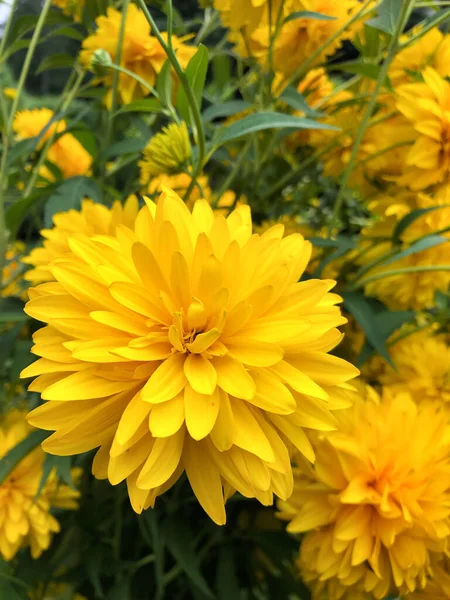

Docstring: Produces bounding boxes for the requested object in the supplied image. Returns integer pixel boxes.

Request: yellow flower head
[80,5,195,106]
[2,241,26,299]
[395,67,450,190]
[139,122,191,181]
[3,87,17,100]
[409,555,450,599]
[22,190,358,525]
[0,410,81,561]
[23,196,140,285]
[13,109,92,179]
[143,172,212,209]
[297,68,334,108]
[277,385,450,599]
[51,0,85,22]
[214,0,282,34]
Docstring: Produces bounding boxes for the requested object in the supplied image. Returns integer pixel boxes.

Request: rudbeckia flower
[278,385,450,599]
[0,410,81,561]
[139,122,191,180]
[22,190,358,525]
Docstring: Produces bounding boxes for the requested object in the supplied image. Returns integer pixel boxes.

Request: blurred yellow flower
[51,0,85,22]
[143,172,212,207]
[0,410,81,561]
[278,385,450,599]
[395,67,450,190]
[139,122,191,181]
[2,241,26,299]
[214,0,283,34]
[13,108,64,145]
[3,87,17,100]
[22,190,358,525]
[23,196,140,285]
[80,5,195,106]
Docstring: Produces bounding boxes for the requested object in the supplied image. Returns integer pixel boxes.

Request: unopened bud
[90,49,113,76]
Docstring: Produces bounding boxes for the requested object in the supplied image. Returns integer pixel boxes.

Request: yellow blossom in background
[30,582,87,600]
[22,189,358,525]
[143,172,212,206]
[277,385,450,599]
[3,87,17,100]
[13,109,92,179]
[139,122,191,181]
[297,68,334,108]
[80,5,195,106]
[214,0,283,34]
[0,411,81,561]
[23,196,140,284]
[395,67,450,190]
[2,241,26,298]
[51,0,85,22]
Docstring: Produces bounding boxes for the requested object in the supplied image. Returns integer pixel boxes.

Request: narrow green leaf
[0,298,28,324]
[279,86,322,116]
[212,54,231,92]
[217,546,240,600]
[36,53,75,74]
[163,517,214,599]
[214,111,337,146]
[47,25,85,41]
[0,325,22,366]
[6,189,53,237]
[337,60,381,80]
[101,138,147,159]
[381,235,449,267]
[392,205,449,242]
[366,0,402,35]
[342,291,394,367]
[202,100,252,123]
[284,10,337,23]
[0,430,50,486]
[177,44,209,124]
[6,138,38,168]
[157,59,173,109]
[357,310,415,366]
[116,98,163,114]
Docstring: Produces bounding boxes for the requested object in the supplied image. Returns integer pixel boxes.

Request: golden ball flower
[277,385,450,599]
[23,196,140,285]
[0,410,81,561]
[139,122,191,180]
[22,190,358,525]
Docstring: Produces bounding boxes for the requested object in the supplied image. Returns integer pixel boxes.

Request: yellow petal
[41,371,130,401]
[231,399,275,462]
[149,393,185,437]
[116,390,151,445]
[137,427,185,489]
[226,337,283,367]
[250,369,296,415]
[210,390,235,451]
[183,354,217,395]
[141,353,187,404]
[213,355,256,400]
[269,414,315,462]
[184,385,220,440]
[269,359,329,400]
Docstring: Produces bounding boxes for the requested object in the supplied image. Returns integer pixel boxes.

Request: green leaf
[156,59,173,109]
[6,138,38,168]
[342,291,394,367]
[307,236,356,249]
[0,430,50,486]
[141,511,165,596]
[116,98,163,115]
[0,297,28,324]
[392,205,448,242]
[6,189,53,237]
[177,44,209,124]
[163,517,214,599]
[0,325,23,366]
[381,235,449,267]
[212,54,231,92]
[47,25,85,41]
[366,0,402,35]
[36,53,75,74]
[357,310,415,366]
[217,546,240,600]
[214,111,337,146]
[337,60,381,80]
[101,138,147,159]
[279,86,322,116]
[106,579,131,600]
[202,100,252,122]
[284,10,337,23]
[44,177,102,227]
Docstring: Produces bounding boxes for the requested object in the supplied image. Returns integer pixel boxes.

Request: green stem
[329,0,416,234]
[136,0,207,204]
[109,64,162,105]
[352,265,450,289]
[0,0,53,274]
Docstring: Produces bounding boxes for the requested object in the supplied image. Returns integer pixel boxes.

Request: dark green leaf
[163,517,214,598]
[392,205,448,242]
[157,59,173,109]
[202,100,252,123]
[356,310,415,366]
[0,297,28,324]
[47,25,84,41]
[284,10,337,23]
[307,236,356,249]
[36,53,75,74]
[366,0,402,35]
[106,579,131,600]
[0,430,50,486]
[6,189,53,237]
[141,511,165,596]
[381,235,449,267]
[0,325,22,366]
[86,546,104,597]
[44,177,102,227]
[212,55,231,92]
[342,291,394,367]
[6,138,39,168]
[116,98,163,115]
[101,138,147,159]
[279,86,322,116]
[177,44,209,124]
[217,546,241,600]
[214,112,337,146]
[2,39,33,61]
[337,61,381,80]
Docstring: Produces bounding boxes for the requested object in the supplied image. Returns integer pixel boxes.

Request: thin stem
[0,0,53,274]
[136,0,207,204]
[329,0,416,234]
[109,64,162,105]
[352,265,450,289]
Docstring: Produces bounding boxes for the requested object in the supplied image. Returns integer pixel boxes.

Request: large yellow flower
[277,385,450,599]
[51,0,85,22]
[395,67,450,190]
[23,196,140,284]
[0,410,80,561]
[22,190,358,525]
[13,109,92,179]
[139,122,191,180]
[80,5,195,106]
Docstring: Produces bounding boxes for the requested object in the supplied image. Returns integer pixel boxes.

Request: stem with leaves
[0,0,53,275]
[136,0,206,203]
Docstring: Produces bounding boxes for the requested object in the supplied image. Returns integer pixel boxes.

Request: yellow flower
[51,0,85,22]
[389,28,450,87]
[0,410,81,561]
[139,122,191,180]
[80,5,195,106]
[23,196,140,285]
[2,241,26,299]
[395,67,450,190]
[297,67,334,107]
[409,555,450,599]
[277,385,450,599]
[214,0,282,34]
[143,172,212,208]
[22,190,358,525]
[13,109,92,179]
[3,87,17,100]
[30,582,87,600]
